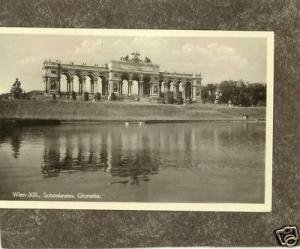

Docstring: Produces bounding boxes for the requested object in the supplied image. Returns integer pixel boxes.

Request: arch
[60,71,72,93]
[99,75,108,95]
[142,75,151,96]
[73,72,83,93]
[131,73,140,82]
[120,73,130,95]
[121,73,130,81]
[60,74,69,93]
[131,74,141,95]
[122,79,129,95]
[131,80,139,95]
[86,74,95,94]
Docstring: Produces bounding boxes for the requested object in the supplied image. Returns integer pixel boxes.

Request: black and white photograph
[0,28,273,211]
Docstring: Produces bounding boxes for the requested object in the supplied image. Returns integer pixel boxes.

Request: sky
[0,33,267,93]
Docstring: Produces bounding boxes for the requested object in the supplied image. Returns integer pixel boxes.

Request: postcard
[0,28,273,211]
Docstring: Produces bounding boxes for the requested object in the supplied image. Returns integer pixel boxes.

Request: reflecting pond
[0,122,265,203]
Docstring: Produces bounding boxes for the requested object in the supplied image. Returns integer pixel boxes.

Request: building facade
[43,54,202,101]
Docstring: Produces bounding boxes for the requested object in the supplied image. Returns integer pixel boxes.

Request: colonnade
[43,61,202,100]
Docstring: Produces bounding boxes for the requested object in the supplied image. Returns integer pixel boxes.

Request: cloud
[18,55,42,65]
[132,37,168,48]
[17,52,55,65]
[167,42,248,70]
[207,42,218,49]
[71,38,104,55]
[17,37,169,67]
[17,39,105,66]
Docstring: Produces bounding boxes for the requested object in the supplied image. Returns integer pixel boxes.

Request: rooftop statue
[144,56,152,64]
[131,51,142,63]
[120,55,129,61]
[120,52,152,64]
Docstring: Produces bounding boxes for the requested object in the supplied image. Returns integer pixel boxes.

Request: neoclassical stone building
[43,53,202,101]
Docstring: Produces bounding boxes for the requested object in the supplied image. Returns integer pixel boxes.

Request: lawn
[0,99,266,121]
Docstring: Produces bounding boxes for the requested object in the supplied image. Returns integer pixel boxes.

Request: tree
[201,83,217,103]
[218,80,266,106]
[10,78,24,99]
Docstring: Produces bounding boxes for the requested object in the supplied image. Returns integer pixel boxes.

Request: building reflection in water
[0,125,23,159]
[41,125,160,185]
[0,122,263,184]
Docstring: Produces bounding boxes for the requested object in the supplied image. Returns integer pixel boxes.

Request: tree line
[201,80,266,107]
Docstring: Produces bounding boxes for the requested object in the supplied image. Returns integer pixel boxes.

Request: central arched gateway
[142,75,151,96]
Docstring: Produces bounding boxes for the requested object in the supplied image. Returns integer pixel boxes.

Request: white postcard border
[0,28,274,212]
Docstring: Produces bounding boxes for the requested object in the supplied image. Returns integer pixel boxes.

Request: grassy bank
[0,99,266,121]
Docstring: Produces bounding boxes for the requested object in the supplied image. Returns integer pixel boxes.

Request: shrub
[84,92,89,101]
[95,92,101,100]
[71,91,76,100]
[111,92,118,101]
[177,96,183,105]
[10,78,24,99]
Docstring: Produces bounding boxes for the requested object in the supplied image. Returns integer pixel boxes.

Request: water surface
[0,122,265,203]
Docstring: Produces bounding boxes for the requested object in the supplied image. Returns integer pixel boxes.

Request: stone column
[128,81,131,95]
[139,81,144,96]
[170,82,174,91]
[181,82,185,100]
[67,80,70,93]
[81,78,86,93]
[192,78,197,100]
[108,72,114,95]
[108,81,115,95]
[44,77,48,93]
[174,83,178,100]
[161,82,165,94]
[70,76,74,92]
[119,81,122,95]
[94,79,98,94]
[58,76,61,93]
